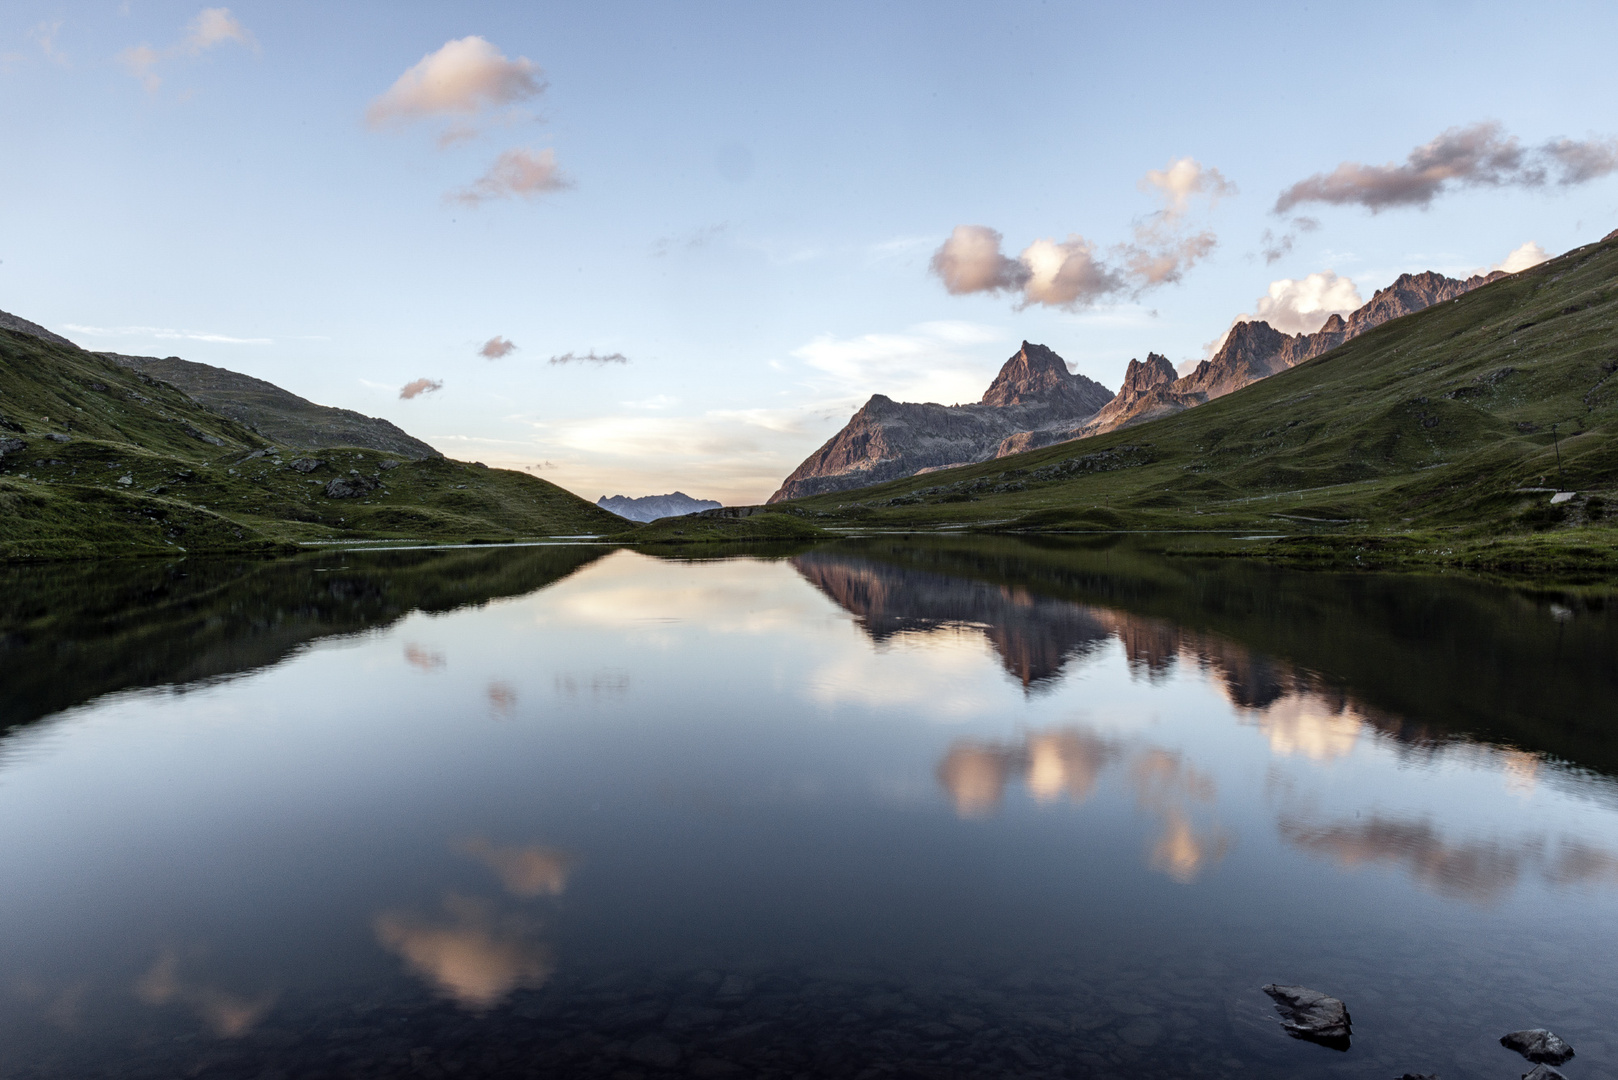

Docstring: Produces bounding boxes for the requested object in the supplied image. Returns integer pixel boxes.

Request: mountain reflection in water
[1,539,1616,1079]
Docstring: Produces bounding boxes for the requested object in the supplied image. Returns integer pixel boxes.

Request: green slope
[778,231,1618,577]
[0,330,625,560]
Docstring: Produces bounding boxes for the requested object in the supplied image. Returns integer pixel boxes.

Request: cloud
[549,350,628,365]
[1021,236,1128,306]
[182,8,252,53]
[932,158,1229,310]
[479,335,517,359]
[30,21,68,66]
[790,320,1003,408]
[135,949,275,1038]
[62,323,270,344]
[1259,216,1319,264]
[1542,136,1618,184]
[450,147,570,206]
[400,378,443,399]
[366,36,544,128]
[1251,270,1364,334]
[1494,241,1553,273]
[1274,122,1618,214]
[930,225,1029,296]
[651,223,728,257]
[117,7,252,92]
[1140,157,1235,221]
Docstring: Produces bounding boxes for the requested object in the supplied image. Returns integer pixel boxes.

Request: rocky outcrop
[1084,270,1508,437]
[599,492,722,522]
[768,342,1111,502]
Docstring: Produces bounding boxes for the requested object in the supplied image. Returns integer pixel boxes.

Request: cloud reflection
[462,837,573,898]
[134,949,275,1037]
[1279,813,1618,903]
[937,728,1230,882]
[374,895,555,1010]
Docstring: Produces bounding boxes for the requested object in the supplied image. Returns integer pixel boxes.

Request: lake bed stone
[1260,984,1350,1048]
[1501,1029,1574,1065]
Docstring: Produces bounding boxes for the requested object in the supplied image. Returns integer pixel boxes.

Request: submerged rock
[1260,984,1350,1048]
[1501,1029,1574,1065]
[1521,1066,1568,1080]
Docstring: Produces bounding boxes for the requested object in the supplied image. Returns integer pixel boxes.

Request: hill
[99,351,441,459]
[766,230,1618,578]
[0,327,624,560]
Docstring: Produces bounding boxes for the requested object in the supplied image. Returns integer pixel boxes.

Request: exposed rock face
[1501,1029,1574,1065]
[100,353,442,460]
[769,342,1111,502]
[1083,270,1508,437]
[598,492,723,522]
[1261,984,1350,1048]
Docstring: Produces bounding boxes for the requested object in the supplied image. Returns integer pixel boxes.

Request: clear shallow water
[0,540,1615,1079]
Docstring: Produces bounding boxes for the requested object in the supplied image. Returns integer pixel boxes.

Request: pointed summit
[981,342,1109,412]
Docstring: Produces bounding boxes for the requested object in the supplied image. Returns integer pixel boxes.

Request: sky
[2,1,1616,505]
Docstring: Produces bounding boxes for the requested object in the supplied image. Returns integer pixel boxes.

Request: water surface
[1,539,1615,1079]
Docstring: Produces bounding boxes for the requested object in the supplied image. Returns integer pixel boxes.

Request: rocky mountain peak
[1120,353,1176,397]
[981,342,1077,407]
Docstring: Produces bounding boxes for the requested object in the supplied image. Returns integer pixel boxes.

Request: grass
[767,232,1618,580]
[0,330,626,560]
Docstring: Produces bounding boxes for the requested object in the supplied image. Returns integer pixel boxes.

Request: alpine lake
[1,536,1614,1080]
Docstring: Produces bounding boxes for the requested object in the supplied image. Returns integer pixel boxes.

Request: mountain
[0,315,623,560]
[768,342,1113,502]
[598,491,722,521]
[1082,270,1507,437]
[767,229,1618,573]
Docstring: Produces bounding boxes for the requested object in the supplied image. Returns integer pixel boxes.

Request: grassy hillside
[0,330,624,560]
[777,232,1618,578]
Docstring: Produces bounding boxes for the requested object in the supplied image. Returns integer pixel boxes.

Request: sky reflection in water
[0,543,1615,1078]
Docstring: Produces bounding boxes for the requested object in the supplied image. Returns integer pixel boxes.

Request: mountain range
[598,492,722,521]
[771,269,1508,502]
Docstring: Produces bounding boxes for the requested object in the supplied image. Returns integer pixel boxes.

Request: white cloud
[1140,157,1235,221]
[118,7,252,92]
[1251,271,1364,334]
[479,336,517,359]
[791,320,1005,408]
[366,36,544,128]
[62,323,271,345]
[450,148,570,206]
[1494,241,1553,273]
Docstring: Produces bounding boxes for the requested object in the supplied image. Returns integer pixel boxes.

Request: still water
[0,538,1615,1079]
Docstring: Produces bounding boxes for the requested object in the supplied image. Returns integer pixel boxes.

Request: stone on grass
[1261,984,1350,1048]
[1501,1029,1574,1065]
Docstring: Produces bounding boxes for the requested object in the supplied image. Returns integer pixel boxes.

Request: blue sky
[3,1,1616,503]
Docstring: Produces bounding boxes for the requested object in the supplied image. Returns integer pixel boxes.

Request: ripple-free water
[1,539,1614,1078]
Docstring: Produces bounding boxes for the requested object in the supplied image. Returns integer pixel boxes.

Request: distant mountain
[99,352,441,459]
[768,342,1113,502]
[598,491,722,521]
[0,309,77,349]
[1081,270,1507,438]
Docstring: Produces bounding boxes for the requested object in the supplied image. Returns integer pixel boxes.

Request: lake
[1,538,1615,1079]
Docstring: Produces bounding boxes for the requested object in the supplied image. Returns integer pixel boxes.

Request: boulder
[1522,1066,1567,1080]
[289,457,325,473]
[1261,984,1350,1048]
[323,476,379,499]
[0,437,25,458]
[1501,1029,1574,1065]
